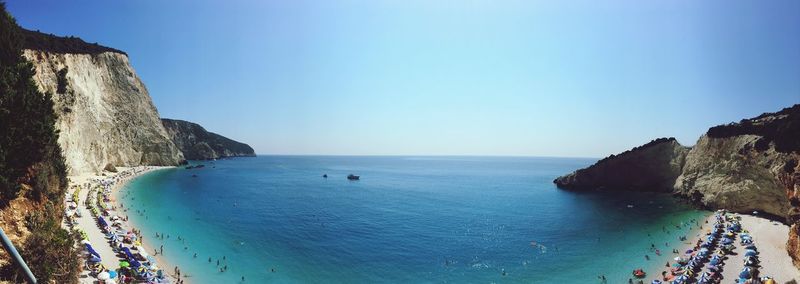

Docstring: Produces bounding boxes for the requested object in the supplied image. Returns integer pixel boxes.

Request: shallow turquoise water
[119,156,707,283]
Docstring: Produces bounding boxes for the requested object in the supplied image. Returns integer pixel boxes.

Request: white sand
[719,214,800,282]
[65,167,182,284]
[645,212,800,283]
[67,173,121,283]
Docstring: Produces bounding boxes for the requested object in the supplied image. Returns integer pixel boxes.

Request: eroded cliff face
[553,104,800,269]
[555,105,798,219]
[23,50,185,174]
[674,135,791,218]
[161,118,255,160]
[779,153,800,267]
[554,138,689,192]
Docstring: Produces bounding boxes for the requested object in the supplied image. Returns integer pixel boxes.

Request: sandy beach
[639,211,800,283]
[65,166,184,284]
[719,214,800,282]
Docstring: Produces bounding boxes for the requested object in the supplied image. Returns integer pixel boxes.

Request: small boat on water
[347,174,360,180]
[323,174,328,178]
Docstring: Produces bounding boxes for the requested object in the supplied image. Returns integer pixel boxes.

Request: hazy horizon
[8,0,800,157]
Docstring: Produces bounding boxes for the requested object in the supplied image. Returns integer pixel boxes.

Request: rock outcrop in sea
[161,118,256,160]
[22,30,185,174]
[554,104,800,267]
[554,138,689,192]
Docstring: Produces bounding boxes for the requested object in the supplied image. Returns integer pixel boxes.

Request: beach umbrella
[651,280,662,284]
[119,261,130,268]
[142,270,154,279]
[108,270,117,279]
[80,239,91,245]
[745,250,757,256]
[674,257,682,261]
[739,269,751,278]
[97,271,110,280]
[685,249,693,254]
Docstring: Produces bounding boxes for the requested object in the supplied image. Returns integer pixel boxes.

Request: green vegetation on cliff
[0,3,78,282]
[707,104,800,153]
[20,27,126,55]
[161,118,256,160]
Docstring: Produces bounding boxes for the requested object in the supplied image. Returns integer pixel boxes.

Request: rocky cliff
[21,32,185,174]
[553,104,800,268]
[555,105,798,218]
[554,138,689,192]
[673,134,792,218]
[161,118,255,160]
[782,153,800,268]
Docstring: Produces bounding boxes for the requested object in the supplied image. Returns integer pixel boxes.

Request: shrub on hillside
[0,2,76,282]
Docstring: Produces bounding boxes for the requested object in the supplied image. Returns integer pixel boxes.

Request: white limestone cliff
[23,50,184,174]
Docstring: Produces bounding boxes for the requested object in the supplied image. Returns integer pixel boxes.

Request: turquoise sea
[119,156,707,283]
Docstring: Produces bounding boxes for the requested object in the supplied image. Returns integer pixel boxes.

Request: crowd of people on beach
[65,167,177,284]
[612,210,778,284]
[66,166,270,283]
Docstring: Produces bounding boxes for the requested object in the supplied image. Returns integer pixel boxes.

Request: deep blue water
[119,156,706,283]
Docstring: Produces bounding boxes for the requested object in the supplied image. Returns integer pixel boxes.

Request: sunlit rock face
[24,49,185,174]
[554,105,800,269]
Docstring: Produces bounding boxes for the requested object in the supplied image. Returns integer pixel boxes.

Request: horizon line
[248,153,601,159]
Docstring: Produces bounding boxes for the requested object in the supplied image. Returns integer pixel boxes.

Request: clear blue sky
[7,0,800,157]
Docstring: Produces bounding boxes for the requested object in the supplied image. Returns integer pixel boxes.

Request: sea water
[119,156,707,283]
